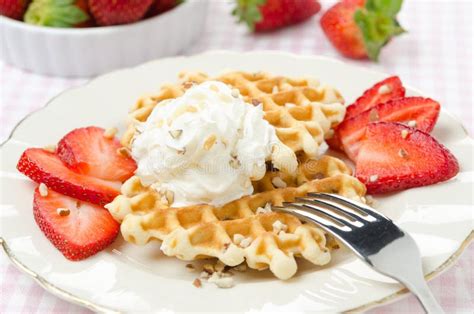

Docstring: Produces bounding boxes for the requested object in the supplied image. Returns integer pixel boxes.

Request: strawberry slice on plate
[345,76,405,120]
[17,148,120,206]
[33,188,119,261]
[355,122,459,194]
[339,97,440,161]
[327,76,405,151]
[57,126,136,182]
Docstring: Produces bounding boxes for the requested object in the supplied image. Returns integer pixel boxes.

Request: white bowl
[0,0,208,77]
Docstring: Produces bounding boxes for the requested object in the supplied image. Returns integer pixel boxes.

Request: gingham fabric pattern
[0,1,472,313]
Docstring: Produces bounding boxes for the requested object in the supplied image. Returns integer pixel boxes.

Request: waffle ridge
[121,71,346,159]
[106,156,366,280]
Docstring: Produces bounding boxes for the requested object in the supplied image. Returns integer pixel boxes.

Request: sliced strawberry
[355,122,459,194]
[339,97,441,160]
[345,76,405,120]
[33,188,119,261]
[57,127,136,182]
[17,148,120,206]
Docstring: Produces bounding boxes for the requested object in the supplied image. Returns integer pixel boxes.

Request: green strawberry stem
[354,0,406,61]
[25,0,89,28]
[232,0,266,31]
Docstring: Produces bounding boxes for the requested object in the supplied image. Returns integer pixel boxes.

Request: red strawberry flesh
[89,0,153,26]
[345,76,405,120]
[327,76,405,152]
[0,0,30,20]
[355,122,459,194]
[57,126,136,182]
[339,97,440,160]
[33,188,119,261]
[17,148,120,206]
[320,0,367,59]
[233,0,321,32]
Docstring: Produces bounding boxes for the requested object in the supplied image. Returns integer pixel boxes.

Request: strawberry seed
[56,207,70,216]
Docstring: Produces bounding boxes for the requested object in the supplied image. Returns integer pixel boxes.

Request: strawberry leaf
[232,0,267,31]
[365,0,403,17]
[354,0,405,61]
[25,0,89,28]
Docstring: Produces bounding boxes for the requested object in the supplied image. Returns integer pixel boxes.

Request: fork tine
[273,205,350,237]
[308,193,388,221]
[281,202,352,230]
[296,197,365,225]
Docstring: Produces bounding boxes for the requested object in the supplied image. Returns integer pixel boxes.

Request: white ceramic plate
[1,51,472,313]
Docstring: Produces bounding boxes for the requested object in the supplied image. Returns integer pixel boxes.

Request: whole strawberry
[89,0,153,26]
[147,0,181,17]
[0,0,30,20]
[233,0,321,32]
[24,0,90,27]
[321,0,405,60]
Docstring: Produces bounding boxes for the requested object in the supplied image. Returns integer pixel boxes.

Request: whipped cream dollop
[131,81,297,207]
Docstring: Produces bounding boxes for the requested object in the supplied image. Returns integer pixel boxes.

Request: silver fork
[273,193,444,313]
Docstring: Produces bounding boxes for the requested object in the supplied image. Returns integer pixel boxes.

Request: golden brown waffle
[121,71,345,159]
[106,156,366,280]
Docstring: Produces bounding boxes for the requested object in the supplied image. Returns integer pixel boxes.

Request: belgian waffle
[106,156,366,280]
[121,71,346,159]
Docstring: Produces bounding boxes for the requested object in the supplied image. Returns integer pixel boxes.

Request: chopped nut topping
[103,127,118,139]
[165,190,174,205]
[229,157,241,169]
[407,120,417,127]
[43,145,56,153]
[233,233,245,245]
[203,263,215,274]
[210,84,219,92]
[203,135,217,150]
[398,148,408,158]
[271,176,287,189]
[231,88,240,98]
[378,84,391,94]
[208,272,235,288]
[401,130,409,139]
[256,203,272,214]
[369,109,380,122]
[183,81,196,89]
[192,278,202,288]
[56,207,70,217]
[251,99,261,106]
[239,237,252,248]
[117,147,131,157]
[369,175,379,182]
[233,234,252,248]
[39,183,48,197]
[185,264,196,272]
[365,195,377,207]
[272,220,288,234]
[169,129,183,139]
[272,85,279,94]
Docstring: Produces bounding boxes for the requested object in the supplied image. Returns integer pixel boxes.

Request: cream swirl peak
[131,81,297,207]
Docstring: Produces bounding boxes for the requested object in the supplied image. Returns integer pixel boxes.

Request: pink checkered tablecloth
[1,0,472,313]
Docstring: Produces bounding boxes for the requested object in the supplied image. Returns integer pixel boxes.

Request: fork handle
[403,277,444,313]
